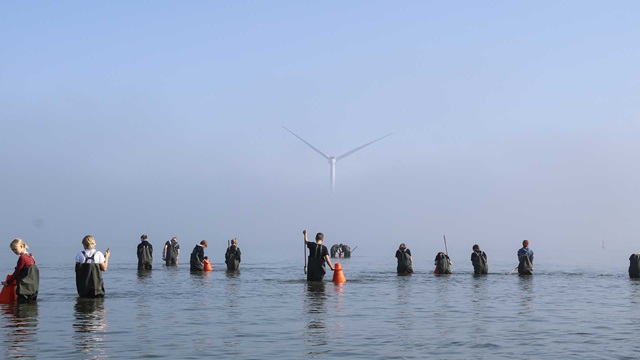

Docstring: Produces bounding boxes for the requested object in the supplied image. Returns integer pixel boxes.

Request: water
[1,255,639,359]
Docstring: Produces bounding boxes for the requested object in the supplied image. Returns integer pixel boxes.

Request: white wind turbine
[282,126,392,195]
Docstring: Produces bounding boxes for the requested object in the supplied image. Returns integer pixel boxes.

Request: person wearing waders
[163,236,180,266]
[137,234,153,270]
[395,243,413,274]
[225,238,241,271]
[629,252,640,278]
[190,240,208,271]
[470,244,488,274]
[341,244,352,258]
[434,252,452,274]
[75,235,110,298]
[304,230,334,281]
[517,240,534,275]
[1,238,39,304]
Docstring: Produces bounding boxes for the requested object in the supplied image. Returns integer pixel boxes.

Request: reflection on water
[1,303,38,359]
[73,297,108,359]
[136,269,152,282]
[303,281,328,354]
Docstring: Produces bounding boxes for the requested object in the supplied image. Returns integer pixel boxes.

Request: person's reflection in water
[73,297,108,359]
[303,281,328,355]
[2,303,39,359]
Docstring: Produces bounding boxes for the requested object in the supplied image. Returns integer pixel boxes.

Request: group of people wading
[394,239,535,276]
[0,235,539,304]
[137,234,242,273]
[0,234,243,303]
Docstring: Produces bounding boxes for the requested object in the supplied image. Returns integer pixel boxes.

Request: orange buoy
[332,263,346,283]
[0,274,16,303]
[203,259,213,271]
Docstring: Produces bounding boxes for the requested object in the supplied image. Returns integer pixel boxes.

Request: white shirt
[75,248,106,264]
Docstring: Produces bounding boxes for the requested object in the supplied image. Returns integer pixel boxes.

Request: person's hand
[1,281,6,286]
[105,248,111,258]
[303,230,307,235]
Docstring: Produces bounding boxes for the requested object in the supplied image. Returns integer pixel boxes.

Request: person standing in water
[304,230,334,281]
[163,236,180,266]
[225,238,241,271]
[1,238,39,304]
[137,234,153,270]
[190,240,208,271]
[517,240,534,275]
[470,244,488,274]
[434,252,452,274]
[395,243,413,274]
[75,235,110,298]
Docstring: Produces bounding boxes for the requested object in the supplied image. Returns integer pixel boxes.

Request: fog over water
[1,1,639,270]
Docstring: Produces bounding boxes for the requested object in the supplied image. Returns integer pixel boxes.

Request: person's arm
[324,254,334,271]
[162,243,168,259]
[303,230,308,245]
[2,255,28,285]
[237,248,241,262]
[100,248,110,271]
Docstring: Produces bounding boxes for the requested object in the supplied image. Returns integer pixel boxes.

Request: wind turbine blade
[282,126,330,159]
[336,133,392,160]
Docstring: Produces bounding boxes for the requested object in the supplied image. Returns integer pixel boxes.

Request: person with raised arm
[75,235,110,298]
[303,230,333,281]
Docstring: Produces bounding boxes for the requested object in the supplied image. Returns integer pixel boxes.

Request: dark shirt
[396,248,412,258]
[137,241,153,260]
[307,242,329,263]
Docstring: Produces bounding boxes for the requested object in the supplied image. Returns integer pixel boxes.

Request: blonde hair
[231,238,237,246]
[82,235,96,250]
[10,238,28,251]
[200,240,208,247]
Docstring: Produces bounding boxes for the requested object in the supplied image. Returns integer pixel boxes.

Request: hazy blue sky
[1,1,639,269]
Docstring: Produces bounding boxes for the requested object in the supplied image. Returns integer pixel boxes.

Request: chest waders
[17,255,39,304]
[307,244,326,281]
[76,251,105,298]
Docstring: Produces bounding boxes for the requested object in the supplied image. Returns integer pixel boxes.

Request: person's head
[204,256,209,260]
[141,234,148,242]
[473,244,480,251]
[10,238,28,254]
[200,240,208,247]
[231,238,237,246]
[82,235,96,250]
[522,240,529,248]
[399,243,407,250]
[172,236,177,241]
[315,233,324,243]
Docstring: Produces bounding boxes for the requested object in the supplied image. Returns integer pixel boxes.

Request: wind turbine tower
[282,126,392,195]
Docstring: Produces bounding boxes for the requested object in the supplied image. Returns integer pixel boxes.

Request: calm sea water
[1,255,639,359]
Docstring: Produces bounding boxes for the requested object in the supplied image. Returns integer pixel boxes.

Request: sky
[1,1,639,269]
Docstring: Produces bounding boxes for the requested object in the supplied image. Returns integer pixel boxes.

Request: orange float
[203,259,213,271]
[332,263,346,283]
[0,274,16,303]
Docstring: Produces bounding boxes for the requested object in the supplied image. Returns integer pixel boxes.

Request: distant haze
[1,2,639,270]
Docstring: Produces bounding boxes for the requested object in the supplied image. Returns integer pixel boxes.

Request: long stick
[443,235,449,256]
[508,267,518,275]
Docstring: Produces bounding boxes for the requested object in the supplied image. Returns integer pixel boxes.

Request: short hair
[522,239,529,247]
[315,233,324,242]
[82,235,96,250]
[231,239,237,246]
[399,243,407,249]
[10,238,28,251]
[473,244,480,251]
[141,234,148,240]
[200,240,208,247]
